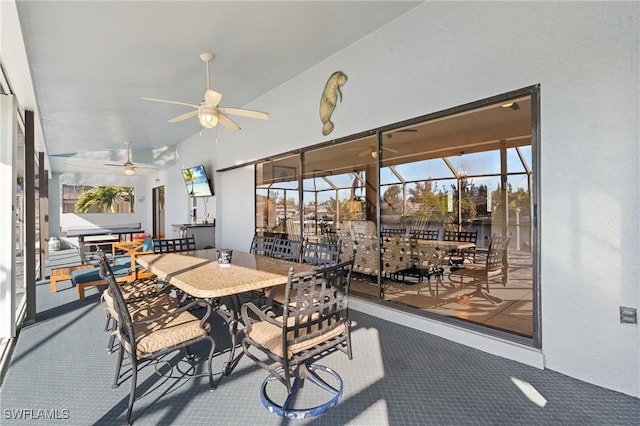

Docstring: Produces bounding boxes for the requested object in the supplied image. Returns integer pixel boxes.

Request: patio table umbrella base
[260,364,343,419]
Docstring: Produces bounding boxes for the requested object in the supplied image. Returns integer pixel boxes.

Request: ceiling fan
[142,52,269,131]
[104,141,157,176]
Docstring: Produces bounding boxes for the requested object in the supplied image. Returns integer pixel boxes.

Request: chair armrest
[241,302,283,333]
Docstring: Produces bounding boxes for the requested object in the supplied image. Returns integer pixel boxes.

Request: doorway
[152,186,165,238]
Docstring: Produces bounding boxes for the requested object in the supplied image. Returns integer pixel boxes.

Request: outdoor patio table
[136,248,316,374]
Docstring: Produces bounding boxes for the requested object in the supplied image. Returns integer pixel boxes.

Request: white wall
[204,2,639,397]
[147,132,217,239]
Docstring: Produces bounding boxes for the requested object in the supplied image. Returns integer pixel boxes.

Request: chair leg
[126,358,138,425]
[112,346,124,388]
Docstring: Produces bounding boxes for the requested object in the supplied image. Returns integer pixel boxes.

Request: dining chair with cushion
[96,250,215,425]
[241,255,355,418]
[448,235,510,304]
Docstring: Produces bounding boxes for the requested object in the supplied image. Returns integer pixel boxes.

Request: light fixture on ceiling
[124,164,135,176]
[371,150,378,159]
[198,107,219,128]
[501,102,520,110]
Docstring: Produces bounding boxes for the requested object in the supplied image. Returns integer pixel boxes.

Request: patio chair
[152,236,196,253]
[265,242,345,312]
[448,235,510,304]
[241,256,355,418]
[270,237,304,263]
[301,240,342,267]
[250,234,279,256]
[96,250,215,425]
[443,229,478,265]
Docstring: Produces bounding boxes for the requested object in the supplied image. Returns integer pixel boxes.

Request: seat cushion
[247,315,346,358]
[71,264,130,285]
[132,310,210,356]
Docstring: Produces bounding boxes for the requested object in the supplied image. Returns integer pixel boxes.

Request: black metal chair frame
[241,256,355,417]
[152,236,196,253]
[96,250,215,425]
[410,229,440,240]
[301,240,342,267]
[250,234,278,257]
[271,238,304,263]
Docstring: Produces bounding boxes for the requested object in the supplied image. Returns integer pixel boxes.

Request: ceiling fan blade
[142,97,199,109]
[168,110,199,123]
[104,163,123,167]
[383,146,400,154]
[204,89,222,107]
[132,163,159,170]
[217,107,269,120]
[218,113,241,131]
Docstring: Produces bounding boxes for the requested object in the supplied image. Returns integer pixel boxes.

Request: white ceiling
[16,1,422,175]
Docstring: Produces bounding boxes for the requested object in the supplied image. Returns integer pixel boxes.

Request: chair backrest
[96,250,136,351]
[301,240,342,266]
[249,234,278,256]
[486,236,510,273]
[271,238,304,263]
[282,255,355,355]
[153,236,196,253]
[442,230,477,243]
[411,229,439,240]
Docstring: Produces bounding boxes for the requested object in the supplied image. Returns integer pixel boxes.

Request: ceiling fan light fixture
[199,108,219,128]
[371,150,378,159]
[123,160,135,176]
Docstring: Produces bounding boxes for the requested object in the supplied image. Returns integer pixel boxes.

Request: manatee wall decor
[319,71,348,136]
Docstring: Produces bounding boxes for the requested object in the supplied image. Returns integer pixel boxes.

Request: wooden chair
[96,250,215,425]
[448,236,510,304]
[241,256,355,418]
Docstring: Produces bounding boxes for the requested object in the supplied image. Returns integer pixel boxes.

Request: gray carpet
[1,251,638,425]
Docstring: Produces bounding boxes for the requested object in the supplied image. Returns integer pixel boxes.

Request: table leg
[221,294,241,376]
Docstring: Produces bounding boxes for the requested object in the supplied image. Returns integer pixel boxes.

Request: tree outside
[74,186,134,213]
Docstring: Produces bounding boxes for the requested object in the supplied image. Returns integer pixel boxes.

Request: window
[254,88,537,342]
[62,185,135,214]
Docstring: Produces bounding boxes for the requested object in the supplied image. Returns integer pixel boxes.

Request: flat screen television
[181,165,213,197]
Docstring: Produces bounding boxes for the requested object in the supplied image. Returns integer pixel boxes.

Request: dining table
[136,248,316,375]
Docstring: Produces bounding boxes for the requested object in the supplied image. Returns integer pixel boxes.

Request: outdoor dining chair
[241,255,355,418]
[96,250,215,425]
[448,235,511,304]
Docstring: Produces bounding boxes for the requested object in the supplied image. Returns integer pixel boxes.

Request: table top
[65,227,144,237]
[136,249,316,299]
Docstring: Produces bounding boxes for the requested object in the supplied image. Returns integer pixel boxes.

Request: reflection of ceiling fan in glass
[143,52,269,131]
[103,141,158,176]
